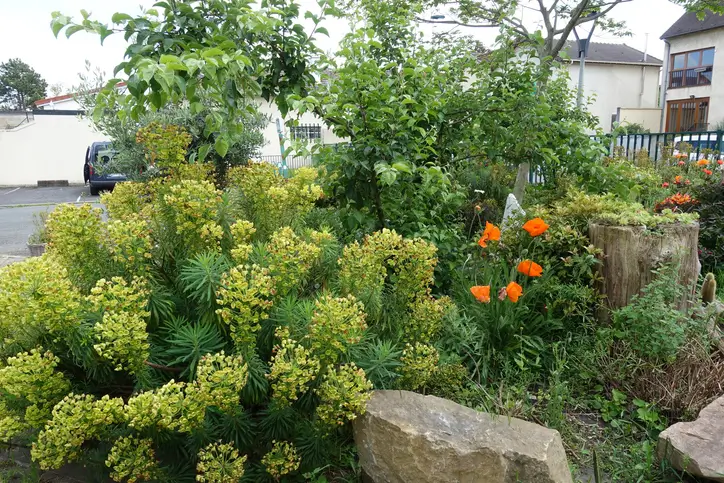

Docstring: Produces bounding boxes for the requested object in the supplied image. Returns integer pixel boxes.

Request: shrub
[692,179,724,272]
[0,166,456,481]
[607,264,692,364]
[228,163,323,240]
[0,255,82,357]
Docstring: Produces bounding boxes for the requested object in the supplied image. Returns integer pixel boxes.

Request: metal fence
[254,154,314,177]
[592,130,724,165]
[0,110,34,130]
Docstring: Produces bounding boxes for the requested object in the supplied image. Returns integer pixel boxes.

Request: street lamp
[573,11,598,107]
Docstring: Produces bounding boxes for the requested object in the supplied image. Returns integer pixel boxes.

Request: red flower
[517,260,543,277]
[718,159,724,165]
[678,161,686,166]
[506,282,523,303]
[662,182,669,188]
[477,222,501,248]
[522,218,549,237]
[470,285,491,303]
[704,169,713,176]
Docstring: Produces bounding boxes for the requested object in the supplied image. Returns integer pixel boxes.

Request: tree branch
[414,16,500,28]
[145,360,183,372]
[537,0,554,33]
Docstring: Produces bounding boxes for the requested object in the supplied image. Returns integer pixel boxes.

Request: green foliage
[534,190,698,229]
[1,162,461,480]
[0,255,82,358]
[0,349,70,442]
[0,58,47,110]
[608,264,693,364]
[228,163,324,240]
[46,204,109,292]
[52,0,335,158]
[692,178,724,272]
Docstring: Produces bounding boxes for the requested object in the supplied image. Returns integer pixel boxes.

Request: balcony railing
[669,67,713,88]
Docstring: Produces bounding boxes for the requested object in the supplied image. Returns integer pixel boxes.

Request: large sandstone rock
[658,394,724,481]
[353,390,572,483]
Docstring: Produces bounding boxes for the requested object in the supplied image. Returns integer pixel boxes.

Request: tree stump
[589,223,700,322]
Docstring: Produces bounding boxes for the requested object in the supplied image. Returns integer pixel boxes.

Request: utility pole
[573,13,598,108]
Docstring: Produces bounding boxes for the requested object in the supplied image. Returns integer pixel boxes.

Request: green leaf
[392,162,412,174]
[99,25,113,44]
[111,12,133,23]
[201,48,225,59]
[160,54,181,64]
[316,27,329,37]
[380,170,396,186]
[64,25,85,38]
[198,144,211,162]
[215,136,230,158]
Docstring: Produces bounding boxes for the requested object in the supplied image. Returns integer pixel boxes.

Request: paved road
[0,186,100,257]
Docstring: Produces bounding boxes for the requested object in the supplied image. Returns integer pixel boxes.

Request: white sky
[0,0,685,95]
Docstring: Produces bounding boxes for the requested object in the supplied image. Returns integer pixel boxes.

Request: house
[34,87,340,158]
[561,41,663,133]
[661,11,724,132]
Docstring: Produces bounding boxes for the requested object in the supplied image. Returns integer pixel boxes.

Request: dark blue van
[84,142,127,195]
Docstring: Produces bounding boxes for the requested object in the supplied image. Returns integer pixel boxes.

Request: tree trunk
[589,223,700,322]
[513,162,529,205]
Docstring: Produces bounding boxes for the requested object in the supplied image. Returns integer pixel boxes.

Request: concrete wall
[665,29,724,128]
[0,113,102,186]
[617,107,664,132]
[566,62,661,133]
[0,103,344,186]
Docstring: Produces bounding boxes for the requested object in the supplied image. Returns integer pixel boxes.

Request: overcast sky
[0,0,685,95]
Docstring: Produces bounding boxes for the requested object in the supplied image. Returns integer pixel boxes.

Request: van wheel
[90,185,100,196]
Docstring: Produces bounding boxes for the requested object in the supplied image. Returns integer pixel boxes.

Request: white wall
[0,114,102,186]
[566,62,661,133]
[618,107,664,132]
[256,100,346,156]
[38,98,82,111]
[665,29,724,127]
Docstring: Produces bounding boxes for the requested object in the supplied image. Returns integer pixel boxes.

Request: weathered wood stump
[589,222,700,322]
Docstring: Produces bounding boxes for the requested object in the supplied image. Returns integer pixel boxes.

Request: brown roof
[34,82,126,107]
[563,41,662,66]
[661,10,724,40]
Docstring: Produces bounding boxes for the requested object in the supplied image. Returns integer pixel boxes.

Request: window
[669,47,715,88]
[666,97,709,131]
[290,124,321,141]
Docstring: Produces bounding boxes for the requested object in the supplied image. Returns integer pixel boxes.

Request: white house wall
[566,62,661,133]
[256,100,346,156]
[665,29,724,127]
[0,114,100,186]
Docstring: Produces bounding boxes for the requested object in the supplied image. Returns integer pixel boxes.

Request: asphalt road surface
[0,186,100,257]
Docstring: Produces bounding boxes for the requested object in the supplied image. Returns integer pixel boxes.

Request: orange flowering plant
[452,217,566,380]
[477,221,501,248]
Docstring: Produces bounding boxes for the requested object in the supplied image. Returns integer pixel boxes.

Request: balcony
[669,66,713,89]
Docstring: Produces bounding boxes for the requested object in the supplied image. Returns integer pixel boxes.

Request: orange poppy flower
[517,260,543,277]
[506,282,523,303]
[674,175,682,184]
[704,169,713,176]
[718,159,723,165]
[470,285,491,303]
[522,218,549,237]
[477,221,501,248]
[697,159,709,166]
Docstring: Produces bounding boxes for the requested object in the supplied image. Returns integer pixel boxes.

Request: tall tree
[396,0,724,59]
[0,59,48,110]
